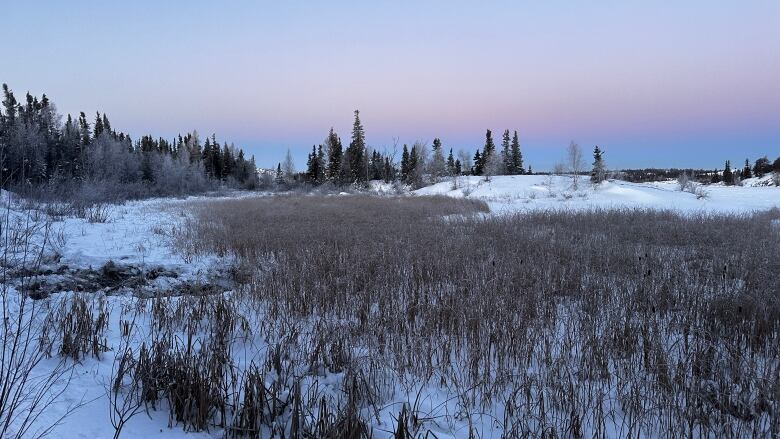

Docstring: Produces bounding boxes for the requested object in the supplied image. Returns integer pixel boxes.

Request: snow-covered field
[2,177,780,438]
[414,175,780,214]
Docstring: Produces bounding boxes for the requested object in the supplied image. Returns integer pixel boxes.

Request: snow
[414,175,780,214]
[3,178,780,438]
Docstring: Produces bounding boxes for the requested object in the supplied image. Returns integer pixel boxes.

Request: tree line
[278,110,531,189]
[0,84,258,202]
[716,156,780,185]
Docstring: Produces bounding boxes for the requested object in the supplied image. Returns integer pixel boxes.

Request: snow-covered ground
[414,175,780,214]
[3,177,780,438]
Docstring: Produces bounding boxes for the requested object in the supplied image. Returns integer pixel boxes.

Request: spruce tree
[409,144,419,179]
[742,159,752,179]
[222,143,233,178]
[102,113,112,137]
[401,144,410,182]
[78,112,91,146]
[325,128,342,184]
[383,157,392,182]
[501,129,511,174]
[346,110,367,184]
[275,163,284,185]
[723,160,734,185]
[473,150,483,175]
[429,138,446,179]
[306,145,319,184]
[93,112,104,139]
[446,148,456,175]
[316,144,326,183]
[591,146,606,184]
[482,129,495,164]
[510,131,523,174]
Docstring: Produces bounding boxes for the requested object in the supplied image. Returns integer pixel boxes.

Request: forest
[0,84,258,205]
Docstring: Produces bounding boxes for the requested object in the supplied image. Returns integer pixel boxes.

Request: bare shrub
[1,193,82,438]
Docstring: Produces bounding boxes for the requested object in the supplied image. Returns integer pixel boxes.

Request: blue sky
[2,1,779,170]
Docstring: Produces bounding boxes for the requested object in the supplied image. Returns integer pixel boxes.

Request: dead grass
[134,198,780,437]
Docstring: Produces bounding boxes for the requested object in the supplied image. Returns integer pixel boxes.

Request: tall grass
[156,196,780,437]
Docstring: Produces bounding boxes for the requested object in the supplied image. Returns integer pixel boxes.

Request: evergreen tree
[409,144,419,178]
[454,159,462,175]
[446,148,456,175]
[400,144,410,182]
[345,110,367,184]
[102,113,112,137]
[742,159,752,179]
[383,157,393,182]
[316,144,326,183]
[773,156,780,174]
[306,145,320,184]
[429,138,446,180]
[501,129,511,174]
[723,160,734,185]
[591,146,606,184]
[93,112,104,139]
[482,129,495,164]
[0,83,258,192]
[275,162,284,185]
[78,112,91,146]
[222,143,233,178]
[473,150,483,175]
[325,127,342,183]
[510,131,523,174]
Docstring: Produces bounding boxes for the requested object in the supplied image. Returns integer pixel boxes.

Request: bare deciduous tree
[566,141,584,190]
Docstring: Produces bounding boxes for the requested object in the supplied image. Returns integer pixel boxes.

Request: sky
[2,1,779,170]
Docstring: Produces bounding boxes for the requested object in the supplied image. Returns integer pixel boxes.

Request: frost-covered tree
[591,146,606,184]
[446,149,456,176]
[483,148,503,182]
[282,148,295,182]
[457,149,472,176]
[481,129,496,174]
[428,138,446,180]
[753,156,771,177]
[407,141,427,188]
[567,141,584,190]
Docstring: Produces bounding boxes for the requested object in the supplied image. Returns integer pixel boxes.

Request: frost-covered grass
[162,195,780,437]
[5,187,780,438]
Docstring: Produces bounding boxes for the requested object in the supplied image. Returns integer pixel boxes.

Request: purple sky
[3,1,779,169]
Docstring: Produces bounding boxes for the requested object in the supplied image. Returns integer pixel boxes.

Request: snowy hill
[414,175,780,213]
